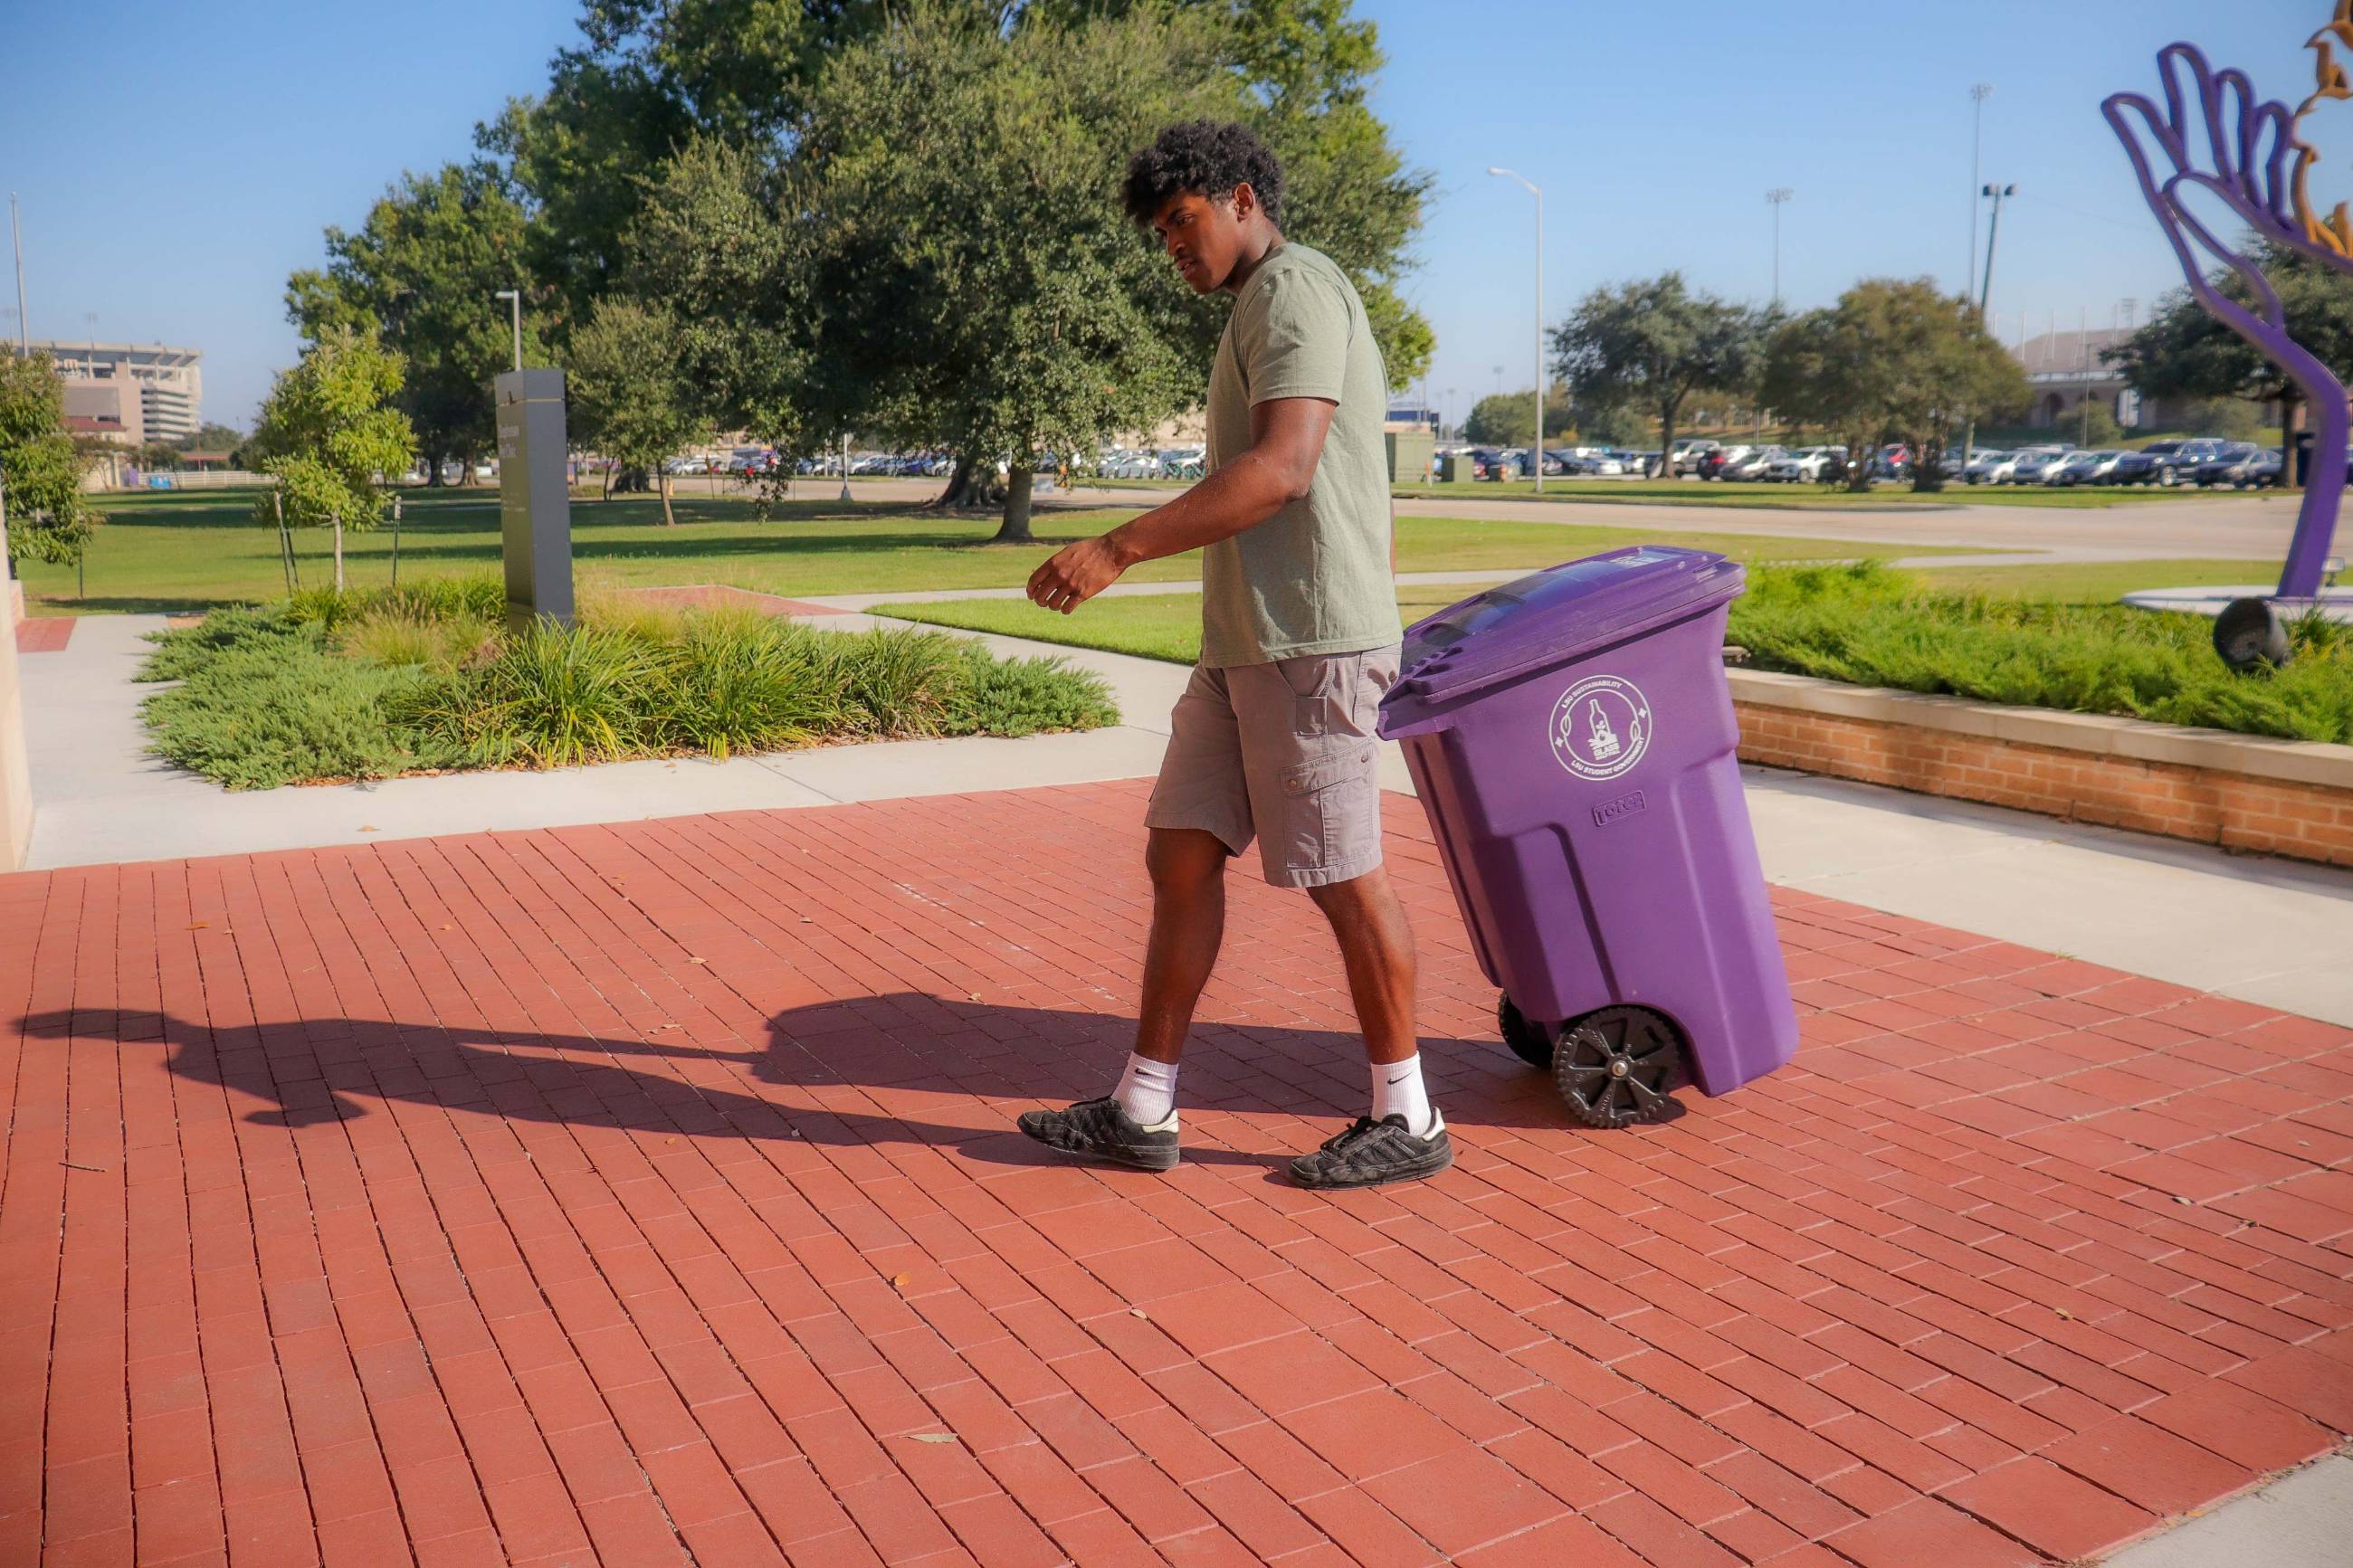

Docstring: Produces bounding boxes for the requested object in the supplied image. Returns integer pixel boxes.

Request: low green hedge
[1729,563,2353,746]
[139,576,1119,789]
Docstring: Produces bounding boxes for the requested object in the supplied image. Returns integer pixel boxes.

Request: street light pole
[1968,84,1993,295]
[493,290,522,371]
[1765,188,1794,306]
[8,194,25,354]
[1487,166,1544,491]
[1961,181,2015,480]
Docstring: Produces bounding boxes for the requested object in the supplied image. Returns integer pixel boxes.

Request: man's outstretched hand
[1027,534,1132,614]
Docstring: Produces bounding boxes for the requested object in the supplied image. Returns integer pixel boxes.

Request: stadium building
[28,340,203,445]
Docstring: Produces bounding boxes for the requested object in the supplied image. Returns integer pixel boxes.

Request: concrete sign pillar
[494,369,575,633]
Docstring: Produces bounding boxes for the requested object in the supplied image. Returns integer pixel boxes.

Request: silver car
[2008,449,2072,484]
[2049,450,2122,486]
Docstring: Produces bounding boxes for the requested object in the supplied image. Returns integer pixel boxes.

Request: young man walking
[1017,120,1447,1190]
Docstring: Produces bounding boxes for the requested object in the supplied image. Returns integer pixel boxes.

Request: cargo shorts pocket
[1275,655,1345,737]
[1274,744,1367,872]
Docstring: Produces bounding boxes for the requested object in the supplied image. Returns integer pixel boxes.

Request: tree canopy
[1761,278,2026,490]
[2107,237,2353,423]
[567,298,709,525]
[247,328,418,586]
[1462,386,1572,446]
[0,351,99,565]
[286,163,541,481]
[789,2,1234,539]
[1552,273,1766,476]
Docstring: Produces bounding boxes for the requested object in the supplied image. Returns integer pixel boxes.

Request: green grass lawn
[1910,557,2294,600]
[15,489,1975,616]
[876,564,2353,745]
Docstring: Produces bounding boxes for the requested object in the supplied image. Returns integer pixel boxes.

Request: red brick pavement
[2,779,2348,1568]
[14,615,73,653]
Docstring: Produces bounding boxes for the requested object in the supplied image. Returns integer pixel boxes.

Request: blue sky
[0,0,2327,428]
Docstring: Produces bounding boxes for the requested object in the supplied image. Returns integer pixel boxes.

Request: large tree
[287,163,540,484]
[2108,237,2353,482]
[0,351,99,565]
[1552,273,1765,480]
[1762,278,2027,491]
[482,0,1434,385]
[567,299,710,525]
[246,328,418,591]
[791,3,1231,541]
[1462,386,1572,447]
[176,422,247,455]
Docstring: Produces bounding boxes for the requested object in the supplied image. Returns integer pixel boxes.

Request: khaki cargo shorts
[1145,645,1401,889]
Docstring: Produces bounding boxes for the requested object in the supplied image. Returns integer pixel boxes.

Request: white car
[1765,446,1843,482]
[1720,446,1786,480]
[1962,450,2020,484]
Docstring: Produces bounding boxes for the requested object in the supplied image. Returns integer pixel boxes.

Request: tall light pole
[1961,181,2015,475]
[8,194,25,353]
[1968,84,1993,295]
[493,289,522,372]
[1765,188,1794,306]
[1486,166,1545,490]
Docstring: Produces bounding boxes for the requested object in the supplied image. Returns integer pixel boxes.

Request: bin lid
[1384,546,1742,717]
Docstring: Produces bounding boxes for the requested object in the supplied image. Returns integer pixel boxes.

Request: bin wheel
[1555,1006,1683,1129]
[1497,994,1556,1069]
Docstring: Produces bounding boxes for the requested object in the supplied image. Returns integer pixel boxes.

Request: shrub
[140,597,1123,787]
[140,615,466,789]
[651,611,851,758]
[396,620,662,768]
[1729,562,2353,744]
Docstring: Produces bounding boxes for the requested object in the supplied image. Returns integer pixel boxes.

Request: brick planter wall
[1728,669,2353,869]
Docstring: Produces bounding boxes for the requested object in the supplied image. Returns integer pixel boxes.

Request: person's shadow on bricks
[13,994,1548,1174]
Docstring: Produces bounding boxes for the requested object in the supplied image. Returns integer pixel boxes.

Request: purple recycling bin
[1378,546,1797,1127]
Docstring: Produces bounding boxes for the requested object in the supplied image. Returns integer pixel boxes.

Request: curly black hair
[1121,119,1285,230]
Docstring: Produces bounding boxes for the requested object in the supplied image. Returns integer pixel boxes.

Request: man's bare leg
[1134,827,1232,1062]
[1288,865,1450,1188]
[1016,826,1227,1169]
[1305,866,1418,1065]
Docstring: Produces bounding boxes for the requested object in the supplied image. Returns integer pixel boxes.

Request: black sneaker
[1016,1098,1180,1173]
[1288,1113,1453,1190]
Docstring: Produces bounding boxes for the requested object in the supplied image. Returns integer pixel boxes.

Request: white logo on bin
[1550,675,1652,780]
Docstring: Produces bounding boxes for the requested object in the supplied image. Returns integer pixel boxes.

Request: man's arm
[1026,396,1336,613]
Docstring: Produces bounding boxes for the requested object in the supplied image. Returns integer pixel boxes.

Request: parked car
[1764,445,1844,482]
[2049,450,2123,485]
[1697,443,1759,480]
[1870,442,1911,480]
[1665,438,1720,477]
[2112,438,2224,486]
[1557,447,1626,476]
[2192,442,2265,486]
[2010,449,2074,484]
[1720,446,1785,480]
[2213,447,2282,489]
[1961,450,2016,484]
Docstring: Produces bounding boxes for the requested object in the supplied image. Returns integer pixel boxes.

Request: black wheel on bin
[1497,994,1556,1069]
[1554,1006,1684,1129]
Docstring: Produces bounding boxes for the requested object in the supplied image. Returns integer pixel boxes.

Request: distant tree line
[282,0,1434,541]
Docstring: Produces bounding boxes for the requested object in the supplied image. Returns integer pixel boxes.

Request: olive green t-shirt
[1200,243,1401,669]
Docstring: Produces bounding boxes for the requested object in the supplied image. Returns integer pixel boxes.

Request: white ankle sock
[1113,1052,1178,1127]
[1372,1054,1437,1137]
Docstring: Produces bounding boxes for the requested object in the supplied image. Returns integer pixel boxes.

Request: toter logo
[1550,675,1652,781]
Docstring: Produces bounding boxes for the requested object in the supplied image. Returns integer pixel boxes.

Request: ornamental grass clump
[138,576,1119,787]
[1729,561,2353,745]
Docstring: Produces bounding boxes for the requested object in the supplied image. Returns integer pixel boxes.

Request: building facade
[28,340,203,445]
[2010,328,2198,432]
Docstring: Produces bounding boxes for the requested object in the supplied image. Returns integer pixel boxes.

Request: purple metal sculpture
[2105,28,2351,663]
